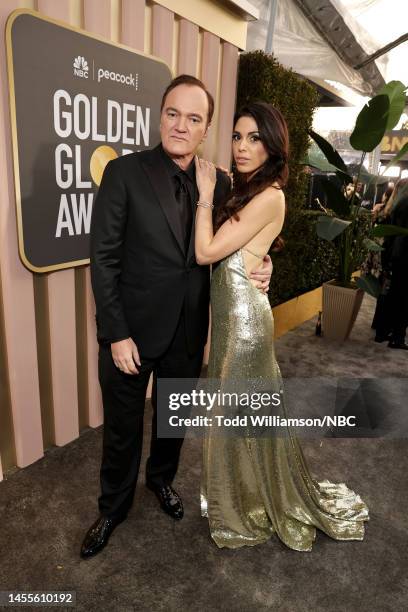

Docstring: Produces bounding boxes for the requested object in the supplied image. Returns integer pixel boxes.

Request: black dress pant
[97,307,204,520]
[372,276,392,337]
[388,262,408,343]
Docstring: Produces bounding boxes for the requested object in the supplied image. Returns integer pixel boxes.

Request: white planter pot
[322,280,364,341]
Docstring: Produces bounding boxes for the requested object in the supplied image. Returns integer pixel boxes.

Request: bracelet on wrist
[197,200,214,209]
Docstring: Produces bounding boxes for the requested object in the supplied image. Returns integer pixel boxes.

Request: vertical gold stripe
[145,1,153,56]
[196,27,203,78]
[172,16,180,75]
[177,19,198,76]
[33,273,55,448]
[216,42,239,168]
[152,3,174,68]
[75,267,89,430]
[121,0,145,51]
[111,0,120,43]
[201,32,220,161]
[70,0,83,28]
[0,266,16,472]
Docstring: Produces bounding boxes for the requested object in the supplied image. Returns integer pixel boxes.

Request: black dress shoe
[388,340,408,350]
[146,484,184,520]
[80,515,125,559]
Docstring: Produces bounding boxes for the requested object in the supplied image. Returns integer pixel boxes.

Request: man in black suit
[81,75,272,558]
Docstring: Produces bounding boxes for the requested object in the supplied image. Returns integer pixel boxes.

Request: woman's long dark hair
[214,101,289,251]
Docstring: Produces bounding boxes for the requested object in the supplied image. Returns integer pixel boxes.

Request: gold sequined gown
[200,249,369,551]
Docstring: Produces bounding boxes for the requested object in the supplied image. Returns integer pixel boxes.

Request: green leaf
[316,215,351,241]
[377,80,407,130]
[363,238,384,252]
[308,130,349,174]
[321,178,351,218]
[301,150,339,173]
[380,142,408,177]
[350,95,390,152]
[355,274,381,298]
[372,224,408,237]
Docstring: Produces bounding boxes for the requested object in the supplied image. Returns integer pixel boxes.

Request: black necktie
[175,172,193,252]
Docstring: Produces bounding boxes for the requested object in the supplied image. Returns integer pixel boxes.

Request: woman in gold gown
[194,102,369,552]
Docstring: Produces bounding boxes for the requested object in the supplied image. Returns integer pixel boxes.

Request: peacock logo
[73,56,89,79]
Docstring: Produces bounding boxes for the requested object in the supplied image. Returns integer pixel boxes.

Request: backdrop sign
[381,130,408,157]
[6,10,172,272]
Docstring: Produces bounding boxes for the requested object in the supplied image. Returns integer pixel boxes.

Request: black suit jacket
[90,144,231,358]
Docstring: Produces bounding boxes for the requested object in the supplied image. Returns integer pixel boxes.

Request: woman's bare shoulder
[250,184,285,211]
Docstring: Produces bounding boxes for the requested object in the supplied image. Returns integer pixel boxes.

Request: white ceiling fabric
[246,0,408,94]
[331,0,408,81]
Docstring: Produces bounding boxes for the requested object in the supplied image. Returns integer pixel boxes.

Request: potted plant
[305,80,408,340]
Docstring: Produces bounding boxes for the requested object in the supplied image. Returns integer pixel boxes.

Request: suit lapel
[141,146,185,256]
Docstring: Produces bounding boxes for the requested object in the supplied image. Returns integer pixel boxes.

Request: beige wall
[0,0,241,476]
[153,0,248,49]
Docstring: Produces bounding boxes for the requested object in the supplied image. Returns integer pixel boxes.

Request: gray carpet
[0,295,407,612]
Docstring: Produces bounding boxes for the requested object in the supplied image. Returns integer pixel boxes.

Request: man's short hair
[160,74,214,125]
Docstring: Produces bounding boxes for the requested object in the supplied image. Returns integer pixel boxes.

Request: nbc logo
[73,56,89,79]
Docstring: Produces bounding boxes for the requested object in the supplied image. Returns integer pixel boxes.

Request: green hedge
[269,210,337,305]
[269,210,371,305]
[236,51,335,305]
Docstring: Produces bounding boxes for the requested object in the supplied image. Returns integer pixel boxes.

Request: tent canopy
[247,0,408,98]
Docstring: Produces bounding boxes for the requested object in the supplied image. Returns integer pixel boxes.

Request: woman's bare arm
[195,186,285,265]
